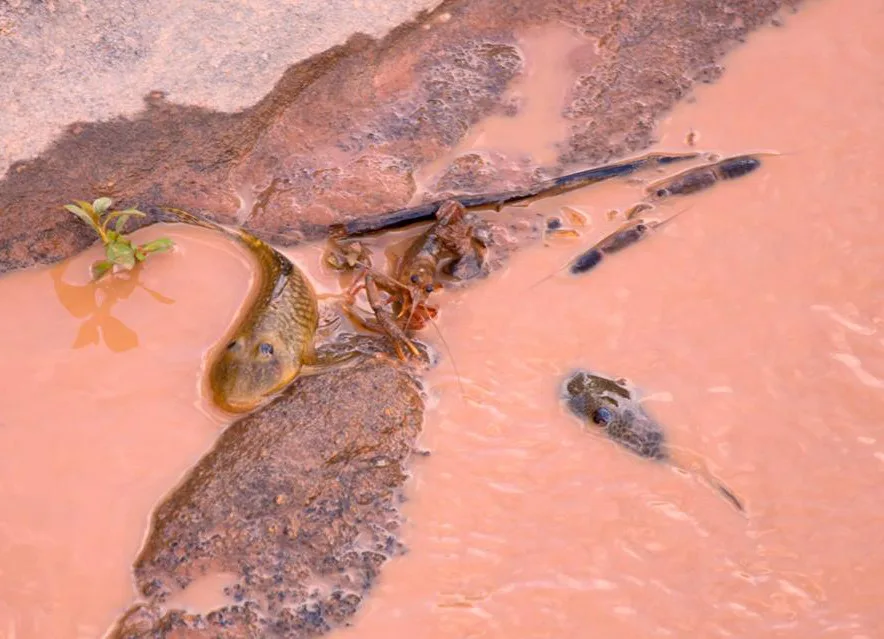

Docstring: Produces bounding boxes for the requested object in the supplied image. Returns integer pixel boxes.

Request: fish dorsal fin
[270,252,293,300]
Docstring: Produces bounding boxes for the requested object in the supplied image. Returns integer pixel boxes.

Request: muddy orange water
[0,223,346,636]
[0,225,243,636]
[1,0,883,637]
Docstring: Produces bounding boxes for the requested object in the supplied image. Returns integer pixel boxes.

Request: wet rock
[107,358,424,639]
[694,63,727,84]
[0,0,801,274]
[434,152,499,193]
[427,151,540,204]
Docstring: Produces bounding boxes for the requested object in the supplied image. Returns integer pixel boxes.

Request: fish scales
[163,208,319,412]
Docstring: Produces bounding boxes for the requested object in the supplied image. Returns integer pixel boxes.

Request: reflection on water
[0,225,249,638]
[50,261,176,352]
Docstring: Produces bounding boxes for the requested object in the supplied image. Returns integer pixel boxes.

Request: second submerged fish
[562,370,745,513]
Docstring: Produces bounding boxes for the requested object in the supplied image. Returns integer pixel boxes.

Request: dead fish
[562,370,745,513]
[162,207,319,413]
[530,206,691,287]
[647,154,762,199]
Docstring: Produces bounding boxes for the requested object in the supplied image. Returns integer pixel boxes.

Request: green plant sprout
[64,197,174,280]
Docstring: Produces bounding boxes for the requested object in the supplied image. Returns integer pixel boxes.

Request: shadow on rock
[107,357,423,639]
[0,0,798,274]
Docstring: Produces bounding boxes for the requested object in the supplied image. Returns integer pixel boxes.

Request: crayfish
[324,200,492,360]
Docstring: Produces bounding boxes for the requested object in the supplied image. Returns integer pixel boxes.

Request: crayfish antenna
[427,314,467,402]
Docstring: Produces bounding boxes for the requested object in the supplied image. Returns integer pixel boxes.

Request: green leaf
[91,260,114,280]
[134,248,147,262]
[73,200,99,224]
[106,241,136,268]
[113,214,131,234]
[106,229,119,242]
[64,204,99,231]
[92,197,113,214]
[140,237,174,254]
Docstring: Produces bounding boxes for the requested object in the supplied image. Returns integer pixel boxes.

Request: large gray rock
[0,0,442,177]
[0,0,798,274]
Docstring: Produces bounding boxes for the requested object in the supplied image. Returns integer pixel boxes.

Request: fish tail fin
[161,207,228,234]
[161,206,273,257]
[711,479,746,514]
[668,446,746,515]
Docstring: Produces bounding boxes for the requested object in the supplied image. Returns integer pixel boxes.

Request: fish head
[562,370,665,460]
[209,332,302,413]
[563,370,631,426]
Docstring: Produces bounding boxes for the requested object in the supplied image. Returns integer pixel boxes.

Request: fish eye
[592,406,614,425]
[655,188,668,198]
[258,342,274,356]
[424,284,434,294]
[636,224,648,232]
[410,274,420,284]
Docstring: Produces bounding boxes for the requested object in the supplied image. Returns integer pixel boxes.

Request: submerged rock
[107,357,423,638]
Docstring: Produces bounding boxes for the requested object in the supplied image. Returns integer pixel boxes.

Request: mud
[0,0,797,274]
[107,358,424,639]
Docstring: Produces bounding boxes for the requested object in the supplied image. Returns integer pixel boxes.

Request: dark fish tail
[713,480,746,514]
[160,207,229,234]
[161,207,273,257]
[569,248,604,274]
[668,452,746,515]
[718,155,761,180]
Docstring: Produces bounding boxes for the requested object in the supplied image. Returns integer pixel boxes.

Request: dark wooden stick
[335,152,702,237]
